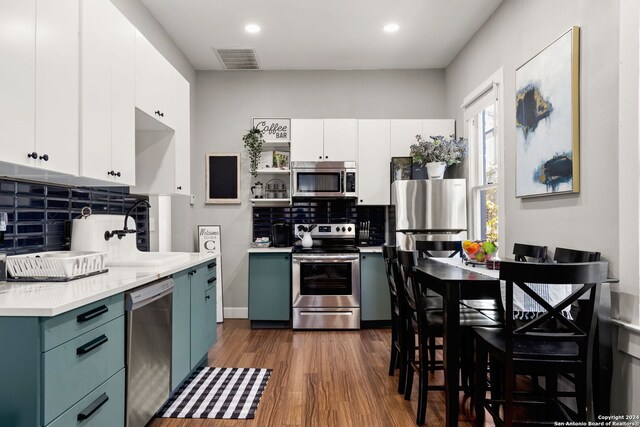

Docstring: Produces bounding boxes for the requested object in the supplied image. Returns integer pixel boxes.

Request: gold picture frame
[515,26,580,198]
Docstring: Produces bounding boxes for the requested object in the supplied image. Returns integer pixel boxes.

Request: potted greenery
[242,126,265,177]
[410,134,467,179]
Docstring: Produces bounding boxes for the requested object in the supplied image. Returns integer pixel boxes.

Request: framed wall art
[515,26,580,198]
[205,153,240,204]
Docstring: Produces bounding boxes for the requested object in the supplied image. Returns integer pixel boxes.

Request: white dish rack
[7,251,108,279]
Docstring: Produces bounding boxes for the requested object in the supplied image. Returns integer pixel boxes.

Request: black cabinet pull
[207,277,216,284]
[27,152,38,159]
[177,186,182,190]
[207,262,216,269]
[205,295,210,300]
[285,256,289,260]
[115,172,121,177]
[77,305,108,323]
[154,110,164,117]
[77,392,109,421]
[39,154,49,161]
[108,170,115,176]
[76,334,108,356]
[362,255,366,259]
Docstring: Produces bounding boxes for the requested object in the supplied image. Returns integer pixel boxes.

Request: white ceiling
[141,0,503,71]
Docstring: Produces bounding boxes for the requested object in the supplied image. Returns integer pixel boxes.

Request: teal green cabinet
[171,269,191,390]
[360,253,391,321]
[190,266,207,368]
[0,295,125,427]
[248,253,291,327]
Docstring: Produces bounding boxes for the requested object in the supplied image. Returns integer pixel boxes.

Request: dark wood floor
[149,320,490,427]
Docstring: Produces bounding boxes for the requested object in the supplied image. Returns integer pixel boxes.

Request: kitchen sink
[107,251,190,267]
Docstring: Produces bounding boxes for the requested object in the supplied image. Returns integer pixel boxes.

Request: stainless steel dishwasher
[125,278,173,427]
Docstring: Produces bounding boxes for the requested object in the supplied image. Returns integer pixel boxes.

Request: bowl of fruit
[462,240,498,263]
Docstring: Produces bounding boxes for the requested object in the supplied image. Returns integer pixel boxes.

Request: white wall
[110,0,196,252]
[194,69,448,312]
[445,0,640,414]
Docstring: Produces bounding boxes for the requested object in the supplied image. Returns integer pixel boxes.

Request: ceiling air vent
[214,48,260,70]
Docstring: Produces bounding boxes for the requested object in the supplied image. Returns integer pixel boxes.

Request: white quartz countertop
[0,253,219,317]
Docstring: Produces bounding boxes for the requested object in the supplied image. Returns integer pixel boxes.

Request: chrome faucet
[104,199,151,241]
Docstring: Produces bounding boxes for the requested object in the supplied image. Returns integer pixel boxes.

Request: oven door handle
[293,254,360,261]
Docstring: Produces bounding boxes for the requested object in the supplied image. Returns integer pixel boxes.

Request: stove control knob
[342,227,346,232]
[335,226,340,232]
[347,227,352,232]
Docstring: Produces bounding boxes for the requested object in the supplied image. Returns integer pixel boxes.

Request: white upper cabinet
[0,1,36,167]
[135,30,176,129]
[290,119,324,162]
[324,119,357,162]
[34,0,79,175]
[290,119,356,163]
[421,119,456,141]
[0,0,79,175]
[131,70,190,196]
[357,120,390,205]
[174,74,191,195]
[390,119,456,157]
[81,0,135,185]
[390,120,422,158]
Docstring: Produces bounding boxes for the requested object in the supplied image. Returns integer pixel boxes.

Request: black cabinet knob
[362,255,366,259]
[360,199,363,203]
[154,110,164,118]
[39,154,49,161]
[318,156,322,159]
[325,156,328,159]
[107,170,114,176]
[205,295,210,301]
[116,172,121,177]
[27,152,38,159]
[285,256,289,260]
[177,186,182,190]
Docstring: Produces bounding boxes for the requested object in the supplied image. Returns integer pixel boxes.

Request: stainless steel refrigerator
[390,179,467,250]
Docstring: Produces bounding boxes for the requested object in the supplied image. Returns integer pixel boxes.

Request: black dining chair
[513,243,548,262]
[553,247,610,418]
[382,245,409,394]
[398,249,502,425]
[473,260,608,427]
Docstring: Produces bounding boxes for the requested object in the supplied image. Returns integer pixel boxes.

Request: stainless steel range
[292,223,360,329]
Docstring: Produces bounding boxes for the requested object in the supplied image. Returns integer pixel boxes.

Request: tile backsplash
[252,199,386,246]
[0,178,149,255]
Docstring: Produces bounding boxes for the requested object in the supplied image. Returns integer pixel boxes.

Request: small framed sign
[205,153,240,204]
[198,225,221,255]
[253,118,291,143]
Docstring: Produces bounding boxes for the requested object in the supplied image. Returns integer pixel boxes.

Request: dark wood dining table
[413,257,614,427]
[414,257,501,427]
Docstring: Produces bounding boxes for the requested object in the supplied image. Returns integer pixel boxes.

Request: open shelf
[255,168,290,174]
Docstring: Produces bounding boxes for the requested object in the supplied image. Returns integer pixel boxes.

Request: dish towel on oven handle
[431,257,573,320]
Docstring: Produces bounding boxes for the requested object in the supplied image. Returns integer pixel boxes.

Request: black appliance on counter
[271,223,292,247]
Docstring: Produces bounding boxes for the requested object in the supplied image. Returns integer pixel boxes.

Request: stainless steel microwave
[291,161,357,198]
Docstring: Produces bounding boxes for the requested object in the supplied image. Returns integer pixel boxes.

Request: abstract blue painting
[515,27,580,198]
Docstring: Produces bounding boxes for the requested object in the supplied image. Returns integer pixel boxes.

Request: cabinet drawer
[42,316,125,424]
[41,294,124,351]
[205,274,217,291]
[47,368,125,427]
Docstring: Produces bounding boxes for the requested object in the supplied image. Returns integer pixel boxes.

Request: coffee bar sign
[198,225,221,255]
[253,118,291,143]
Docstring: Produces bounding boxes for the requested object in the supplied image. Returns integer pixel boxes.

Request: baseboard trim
[224,307,248,319]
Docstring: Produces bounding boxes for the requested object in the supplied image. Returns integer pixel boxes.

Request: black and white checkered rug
[157,367,272,419]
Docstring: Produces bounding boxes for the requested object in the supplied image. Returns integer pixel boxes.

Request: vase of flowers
[410,134,467,179]
[242,126,265,177]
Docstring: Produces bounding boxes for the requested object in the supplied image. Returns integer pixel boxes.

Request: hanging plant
[242,126,264,177]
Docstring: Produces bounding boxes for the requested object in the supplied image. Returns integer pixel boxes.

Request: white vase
[426,162,446,179]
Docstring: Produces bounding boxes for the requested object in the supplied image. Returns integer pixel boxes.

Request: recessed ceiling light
[383,23,399,33]
[245,24,261,34]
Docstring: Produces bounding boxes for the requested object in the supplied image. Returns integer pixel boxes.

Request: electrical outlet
[190,194,195,206]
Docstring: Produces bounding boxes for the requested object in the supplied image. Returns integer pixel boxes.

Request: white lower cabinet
[81,0,136,186]
[357,120,391,205]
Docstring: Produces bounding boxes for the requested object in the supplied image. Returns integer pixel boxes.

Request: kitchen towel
[157,367,272,419]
